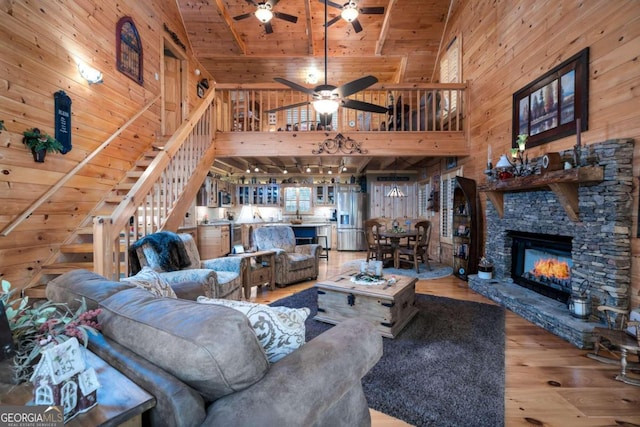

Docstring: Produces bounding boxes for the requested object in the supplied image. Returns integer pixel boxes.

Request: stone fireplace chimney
[470,139,634,348]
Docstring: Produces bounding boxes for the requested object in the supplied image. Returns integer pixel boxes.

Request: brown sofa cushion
[46,269,135,311]
[98,288,269,402]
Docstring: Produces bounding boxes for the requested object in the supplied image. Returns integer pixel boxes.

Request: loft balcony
[212,83,469,160]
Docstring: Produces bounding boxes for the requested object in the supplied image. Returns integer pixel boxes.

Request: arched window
[116,17,143,85]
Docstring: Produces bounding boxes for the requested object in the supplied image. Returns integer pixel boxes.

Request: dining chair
[364,219,394,264]
[395,220,432,273]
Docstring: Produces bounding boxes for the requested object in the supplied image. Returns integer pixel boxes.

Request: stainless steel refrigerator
[337,191,366,250]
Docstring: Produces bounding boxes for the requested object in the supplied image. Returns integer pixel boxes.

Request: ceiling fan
[267,0,387,114]
[321,0,385,33]
[233,0,298,35]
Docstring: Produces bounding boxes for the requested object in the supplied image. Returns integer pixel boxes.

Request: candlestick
[576,118,581,147]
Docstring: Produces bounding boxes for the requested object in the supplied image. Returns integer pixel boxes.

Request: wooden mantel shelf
[478,166,604,221]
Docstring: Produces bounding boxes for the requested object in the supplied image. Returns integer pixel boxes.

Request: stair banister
[0,95,161,237]
[93,88,218,279]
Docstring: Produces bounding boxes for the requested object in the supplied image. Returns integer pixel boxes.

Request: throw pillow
[197,297,310,363]
[122,266,177,298]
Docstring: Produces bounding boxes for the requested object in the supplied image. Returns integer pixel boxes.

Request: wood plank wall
[440,0,640,306]
[0,0,210,290]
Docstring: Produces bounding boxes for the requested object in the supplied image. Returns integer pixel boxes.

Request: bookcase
[452,176,479,280]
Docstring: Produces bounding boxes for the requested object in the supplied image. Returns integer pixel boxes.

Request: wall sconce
[77,61,103,85]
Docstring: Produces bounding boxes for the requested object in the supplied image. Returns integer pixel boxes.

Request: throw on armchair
[253,226,321,287]
[130,231,243,300]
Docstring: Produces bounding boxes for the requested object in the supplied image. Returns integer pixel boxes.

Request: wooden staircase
[25,150,162,298]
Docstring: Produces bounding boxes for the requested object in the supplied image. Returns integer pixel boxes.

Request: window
[440,167,463,244]
[286,110,337,131]
[116,17,143,85]
[439,36,461,113]
[283,186,312,214]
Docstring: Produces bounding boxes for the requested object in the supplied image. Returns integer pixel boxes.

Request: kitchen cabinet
[451,176,478,281]
[330,223,337,249]
[314,184,336,205]
[197,224,231,258]
[236,184,279,206]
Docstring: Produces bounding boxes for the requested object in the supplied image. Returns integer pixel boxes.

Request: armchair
[253,226,321,287]
[130,232,243,300]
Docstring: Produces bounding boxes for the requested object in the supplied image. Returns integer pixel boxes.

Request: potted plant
[1,280,101,384]
[478,256,494,279]
[22,127,63,162]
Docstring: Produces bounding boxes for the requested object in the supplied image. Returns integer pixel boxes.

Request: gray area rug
[342,259,453,280]
[271,288,505,427]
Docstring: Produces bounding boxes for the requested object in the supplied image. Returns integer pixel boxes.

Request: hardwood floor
[250,251,640,427]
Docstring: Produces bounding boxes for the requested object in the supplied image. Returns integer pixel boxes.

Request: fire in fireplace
[509,231,573,304]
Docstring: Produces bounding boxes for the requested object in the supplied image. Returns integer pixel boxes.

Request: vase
[31,148,46,163]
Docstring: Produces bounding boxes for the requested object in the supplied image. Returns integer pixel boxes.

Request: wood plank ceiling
[176,0,456,175]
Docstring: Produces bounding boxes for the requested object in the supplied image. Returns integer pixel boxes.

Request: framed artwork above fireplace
[512,47,589,149]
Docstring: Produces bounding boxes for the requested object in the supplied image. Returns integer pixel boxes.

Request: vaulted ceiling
[176,0,457,175]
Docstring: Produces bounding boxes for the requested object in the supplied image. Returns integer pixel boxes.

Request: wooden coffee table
[314,270,418,338]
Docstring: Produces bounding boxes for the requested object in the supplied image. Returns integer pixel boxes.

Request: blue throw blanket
[129,231,191,275]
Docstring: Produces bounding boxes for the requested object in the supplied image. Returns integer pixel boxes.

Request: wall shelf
[478,166,604,221]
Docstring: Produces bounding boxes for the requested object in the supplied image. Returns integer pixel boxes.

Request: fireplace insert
[509,231,573,304]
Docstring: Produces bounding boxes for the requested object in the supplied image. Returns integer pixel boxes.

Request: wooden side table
[0,350,155,426]
[230,250,276,299]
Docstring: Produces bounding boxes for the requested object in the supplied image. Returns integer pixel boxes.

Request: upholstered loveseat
[46,269,383,427]
[253,225,321,287]
[130,232,243,300]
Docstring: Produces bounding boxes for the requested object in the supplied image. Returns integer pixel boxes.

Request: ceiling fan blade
[335,75,378,98]
[233,12,254,21]
[274,78,317,95]
[268,0,280,7]
[264,21,274,34]
[359,7,385,14]
[274,11,298,23]
[266,101,311,113]
[351,18,363,33]
[325,15,342,27]
[341,99,389,114]
[319,0,344,10]
[244,0,259,6]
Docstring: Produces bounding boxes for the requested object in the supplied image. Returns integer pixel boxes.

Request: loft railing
[0,95,161,237]
[93,88,218,279]
[214,83,466,133]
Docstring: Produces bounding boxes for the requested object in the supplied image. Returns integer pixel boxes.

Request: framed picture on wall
[512,47,589,149]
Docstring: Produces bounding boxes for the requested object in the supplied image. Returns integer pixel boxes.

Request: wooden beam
[214,131,468,157]
[214,0,247,55]
[375,0,397,56]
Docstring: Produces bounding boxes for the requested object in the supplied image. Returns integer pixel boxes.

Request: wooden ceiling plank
[213,0,247,55]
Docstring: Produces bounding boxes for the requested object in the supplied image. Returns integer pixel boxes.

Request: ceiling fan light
[254,5,273,23]
[306,165,311,173]
[341,5,359,22]
[313,98,339,114]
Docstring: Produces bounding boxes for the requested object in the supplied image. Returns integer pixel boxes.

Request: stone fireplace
[470,139,634,348]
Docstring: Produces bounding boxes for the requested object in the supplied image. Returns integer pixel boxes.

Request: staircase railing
[0,95,161,237]
[214,83,466,133]
[93,88,218,279]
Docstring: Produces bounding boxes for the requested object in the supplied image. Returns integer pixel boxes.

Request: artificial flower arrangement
[0,280,101,383]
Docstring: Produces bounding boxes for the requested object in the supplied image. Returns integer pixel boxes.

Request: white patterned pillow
[122,266,177,298]
[197,297,309,363]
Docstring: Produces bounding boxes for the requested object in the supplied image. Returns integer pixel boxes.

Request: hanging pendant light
[386,158,406,197]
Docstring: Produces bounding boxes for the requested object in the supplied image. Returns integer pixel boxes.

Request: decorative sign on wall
[54,90,72,154]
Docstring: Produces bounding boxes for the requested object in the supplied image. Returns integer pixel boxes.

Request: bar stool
[316,235,329,260]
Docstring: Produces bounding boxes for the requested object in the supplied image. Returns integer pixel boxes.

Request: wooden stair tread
[42,262,95,273]
[61,243,126,253]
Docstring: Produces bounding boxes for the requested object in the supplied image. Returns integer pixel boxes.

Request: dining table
[379,229,418,269]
